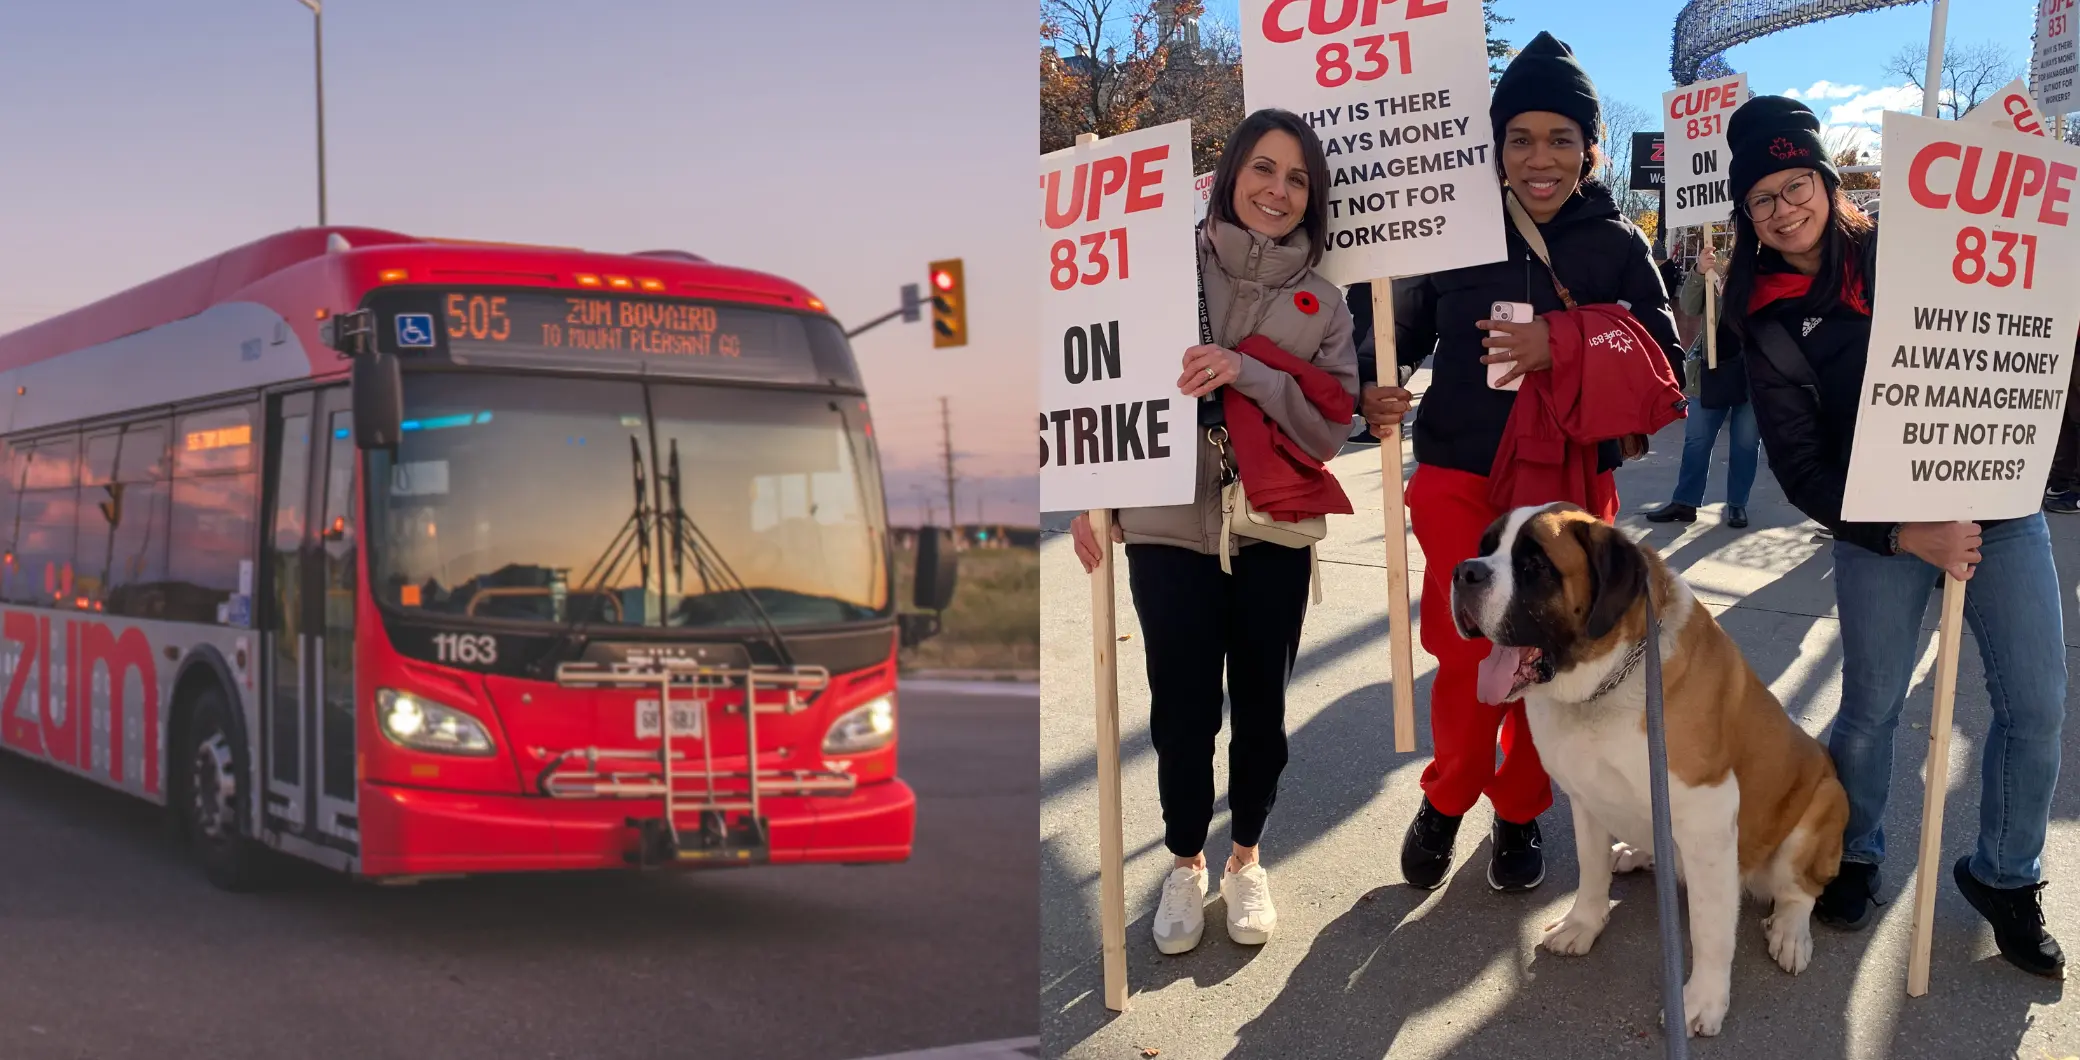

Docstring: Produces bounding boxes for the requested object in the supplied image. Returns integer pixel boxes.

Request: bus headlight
[823,695,895,754]
[376,688,496,756]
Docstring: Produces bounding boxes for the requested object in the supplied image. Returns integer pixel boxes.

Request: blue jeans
[1829,513,2067,888]
[1671,401,1759,508]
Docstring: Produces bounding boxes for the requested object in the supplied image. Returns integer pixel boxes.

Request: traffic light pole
[844,281,925,339]
[843,306,910,339]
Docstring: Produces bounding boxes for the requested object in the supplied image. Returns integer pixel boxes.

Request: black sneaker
[1725,505,1749,528]
[1954,857,2066,978]
[2045,490,2080,514]
[1644,502,1696,524]
[1816,860,1882,930]
[1488,815,1545,892]
[1401,798,1461,890]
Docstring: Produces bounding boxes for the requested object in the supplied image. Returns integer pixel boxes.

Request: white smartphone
[1488,301,1533,391]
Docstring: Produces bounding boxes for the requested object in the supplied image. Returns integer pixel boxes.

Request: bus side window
[167,406,256,625]
[7,434,79,609]
[72,433,121,610]
[103,421,172,620]
[0,437,21,602]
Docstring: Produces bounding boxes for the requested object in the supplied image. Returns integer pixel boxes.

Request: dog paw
[1660,978,1729,1038]
[1764,912,1814,975]
[1540,910,1607,956]
[1610,842,1654,874]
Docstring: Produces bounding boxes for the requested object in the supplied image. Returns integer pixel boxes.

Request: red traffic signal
[928,258,965,348]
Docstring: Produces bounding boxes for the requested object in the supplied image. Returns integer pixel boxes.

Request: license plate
[634,698,704,739]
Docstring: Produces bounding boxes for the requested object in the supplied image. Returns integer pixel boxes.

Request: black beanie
[1727,95,1838,206]
[1490,32,1601,145]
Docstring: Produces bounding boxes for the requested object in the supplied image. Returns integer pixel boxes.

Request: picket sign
[1833,0,2080,997]
[1070,134,1129,1017]
[1046,119,1204,1014]
[1236,0,1510,754]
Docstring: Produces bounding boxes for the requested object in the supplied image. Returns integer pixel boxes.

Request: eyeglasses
[1743,173,1819,222]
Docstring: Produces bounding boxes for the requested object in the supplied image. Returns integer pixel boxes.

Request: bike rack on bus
[534,659,852,867]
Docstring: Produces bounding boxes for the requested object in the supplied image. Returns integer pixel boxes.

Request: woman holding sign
[1644,241,1762,529]
[1355,32,1686,894]
[1720,95,2064,977]
[1070,108,1358,955]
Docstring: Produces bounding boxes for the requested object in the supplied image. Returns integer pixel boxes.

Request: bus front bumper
[354,778,915,878]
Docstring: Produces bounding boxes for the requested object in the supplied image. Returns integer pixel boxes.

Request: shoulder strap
[1504,190,1577,310]
[1748,316,1824,407]
[1195,225,1225,429]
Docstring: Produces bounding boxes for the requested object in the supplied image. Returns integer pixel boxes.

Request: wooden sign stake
[1906,573,1968,997]
[1372,281,1418,752]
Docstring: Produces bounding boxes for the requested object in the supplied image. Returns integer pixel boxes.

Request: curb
[899,669,1039,683]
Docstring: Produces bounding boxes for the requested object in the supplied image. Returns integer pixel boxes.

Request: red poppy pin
[1294,291,1319,315]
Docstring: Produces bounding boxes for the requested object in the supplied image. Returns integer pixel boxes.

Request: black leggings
[1125,541,1312,857]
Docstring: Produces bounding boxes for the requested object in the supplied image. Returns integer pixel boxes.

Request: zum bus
[0,227,956,889]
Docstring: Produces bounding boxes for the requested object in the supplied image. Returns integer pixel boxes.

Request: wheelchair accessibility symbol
[395,313,435,348]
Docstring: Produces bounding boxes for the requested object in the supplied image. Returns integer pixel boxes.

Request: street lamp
[295,0,326,225]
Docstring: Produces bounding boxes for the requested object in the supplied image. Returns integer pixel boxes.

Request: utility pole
[295,0,327,226]
[939,397,958,543]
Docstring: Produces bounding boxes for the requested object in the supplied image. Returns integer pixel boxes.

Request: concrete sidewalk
[1040,380,2080,1059]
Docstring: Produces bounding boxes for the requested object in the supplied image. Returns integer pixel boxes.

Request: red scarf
[1747,263,1871,316]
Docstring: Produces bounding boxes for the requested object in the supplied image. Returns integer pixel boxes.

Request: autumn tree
[1485,0,1514,85]
[1823,127,1879,191]
[1593,98,1659,223]
[1043,0,1519,171]
[1883,40,2023,119]
[1040,0,1186,150]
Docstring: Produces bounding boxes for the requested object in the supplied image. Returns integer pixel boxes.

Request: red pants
[1405,464,1618,824]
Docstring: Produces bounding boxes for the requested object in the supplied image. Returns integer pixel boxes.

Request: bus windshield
[367,373,891,631]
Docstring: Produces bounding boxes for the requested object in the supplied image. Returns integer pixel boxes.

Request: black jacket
[1683,269,1750,410]
[1347,182,1685,477]
[1740,226,2009,554]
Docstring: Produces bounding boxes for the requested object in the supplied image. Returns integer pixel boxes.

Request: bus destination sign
[363,287,851,386]
[443,292,743,359]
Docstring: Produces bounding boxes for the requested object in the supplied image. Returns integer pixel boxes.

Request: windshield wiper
[662,437,796,668]
[527,436,656,676]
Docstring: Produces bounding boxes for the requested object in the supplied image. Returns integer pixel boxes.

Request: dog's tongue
[1477,644,1533,705]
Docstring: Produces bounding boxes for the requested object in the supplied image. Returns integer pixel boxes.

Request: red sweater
[1221,334,1355,522]
[1487,304,1688,512]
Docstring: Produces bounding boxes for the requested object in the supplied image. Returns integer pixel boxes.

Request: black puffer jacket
[1741,225,2011,555]
[1347,182,1685,477]
[1684,268,1749,410]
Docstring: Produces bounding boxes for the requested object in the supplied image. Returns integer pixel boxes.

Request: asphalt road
[0,680,1039,1060]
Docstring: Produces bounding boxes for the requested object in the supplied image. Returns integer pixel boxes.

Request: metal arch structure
[1672,0,1928,86]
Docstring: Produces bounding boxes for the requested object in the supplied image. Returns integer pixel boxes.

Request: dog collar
[1589,637,1650,700]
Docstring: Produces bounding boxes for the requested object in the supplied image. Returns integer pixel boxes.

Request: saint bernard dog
[1451,502,1848,1037]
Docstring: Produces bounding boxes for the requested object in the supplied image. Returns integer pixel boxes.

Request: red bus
[0,227,957,888]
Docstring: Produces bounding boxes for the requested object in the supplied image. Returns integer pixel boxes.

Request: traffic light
[928,258,966,348]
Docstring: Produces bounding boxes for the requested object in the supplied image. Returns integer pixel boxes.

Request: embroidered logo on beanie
[1769,136,1808,161]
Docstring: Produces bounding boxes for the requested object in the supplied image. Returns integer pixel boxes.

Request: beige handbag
[1210,426,1325,603]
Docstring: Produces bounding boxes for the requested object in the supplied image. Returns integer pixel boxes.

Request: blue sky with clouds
[1200,0,2047,150]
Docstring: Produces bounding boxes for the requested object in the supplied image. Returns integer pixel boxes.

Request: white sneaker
[1222,861,1278,945]
[1152,865,1209,955]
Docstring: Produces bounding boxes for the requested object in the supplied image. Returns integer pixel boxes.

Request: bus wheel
[183,687,266,891]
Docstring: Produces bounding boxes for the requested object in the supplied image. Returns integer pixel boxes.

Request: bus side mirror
[912,526,959,612]
[352,351,403,450]
[329,309,403,450]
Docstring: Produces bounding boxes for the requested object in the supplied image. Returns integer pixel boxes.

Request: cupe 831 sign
[1039,120,1199,513]
[1842,110,2080,521]
[1239,0,1505,285]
